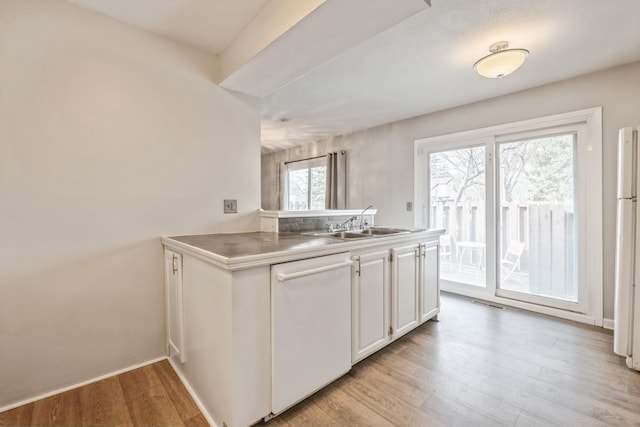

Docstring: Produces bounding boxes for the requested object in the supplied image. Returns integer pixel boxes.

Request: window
[414,107,603,325]
[286,157,327,210]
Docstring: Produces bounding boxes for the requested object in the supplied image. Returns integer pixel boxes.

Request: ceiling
[66,0,640,153]
[66,0,271,54]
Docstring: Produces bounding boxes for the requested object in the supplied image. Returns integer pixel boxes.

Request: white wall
[0,0,261,408]
[262,60,640,320]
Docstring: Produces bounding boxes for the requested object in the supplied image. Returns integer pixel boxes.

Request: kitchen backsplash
[259,209,377,232]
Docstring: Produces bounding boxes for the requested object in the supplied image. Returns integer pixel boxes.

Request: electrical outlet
[406,202,413,211]
[224,199,237,214]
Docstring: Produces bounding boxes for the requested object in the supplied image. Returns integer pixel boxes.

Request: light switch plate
[406,202,413,211]
[224,199,237,214]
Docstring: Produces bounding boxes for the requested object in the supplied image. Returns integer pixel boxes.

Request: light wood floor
[0,360,207,427]
[3,293,640,426]
[261,293,640,427]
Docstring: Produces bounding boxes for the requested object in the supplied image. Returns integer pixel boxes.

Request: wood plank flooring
[261,293,640,427]
[2,292,640,426]
[0,360,208,427]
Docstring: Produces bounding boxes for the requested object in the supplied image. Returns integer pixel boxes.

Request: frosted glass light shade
[474,48,529,78]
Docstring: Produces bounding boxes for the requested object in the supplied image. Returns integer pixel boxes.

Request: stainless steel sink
[359,227,410,236]
[304,231,372,239]
[304,227,413,240]
[327,231,372,239]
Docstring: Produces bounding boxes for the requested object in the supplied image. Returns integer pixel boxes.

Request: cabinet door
[165,249,185,363]
[419,242,440,324]
[391,245,420,339]
[352,250,391,363]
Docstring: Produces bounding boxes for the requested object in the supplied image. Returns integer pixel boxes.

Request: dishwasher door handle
[276,260,353,282]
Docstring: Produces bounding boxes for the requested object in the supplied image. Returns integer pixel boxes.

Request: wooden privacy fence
[432,201,576,299]
[526,204,575,300]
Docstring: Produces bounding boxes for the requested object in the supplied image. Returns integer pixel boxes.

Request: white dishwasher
[271,252,352,415]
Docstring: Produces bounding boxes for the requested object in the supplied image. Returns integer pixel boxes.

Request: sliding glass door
[428,145,487,288]
[414,108,602,320]
[496,132,580,310]
[426,133,582,310]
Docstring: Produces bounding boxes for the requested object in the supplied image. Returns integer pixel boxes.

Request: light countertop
[162,229,444,271]
[166,232,341,259]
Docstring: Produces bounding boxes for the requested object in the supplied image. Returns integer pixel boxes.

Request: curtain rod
[284,151,345,165]
[284,155,326,165]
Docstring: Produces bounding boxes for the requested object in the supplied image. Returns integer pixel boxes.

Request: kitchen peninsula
[162,221,444,427]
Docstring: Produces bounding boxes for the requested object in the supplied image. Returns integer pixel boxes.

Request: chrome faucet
[337,216,358,231]
[360,205,375,229]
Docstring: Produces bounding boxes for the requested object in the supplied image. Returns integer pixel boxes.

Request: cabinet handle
[172,255,179,274]
[277,260,353,282]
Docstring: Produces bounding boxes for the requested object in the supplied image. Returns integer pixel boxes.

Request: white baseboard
[603,318,614,330]
[167,357,217,427]
[0,356,167,414]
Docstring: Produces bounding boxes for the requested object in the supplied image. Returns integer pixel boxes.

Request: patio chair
[500,240,525,283]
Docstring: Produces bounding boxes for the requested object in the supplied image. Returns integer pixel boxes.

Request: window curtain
[276,161,286,210]
[325,151,347,209]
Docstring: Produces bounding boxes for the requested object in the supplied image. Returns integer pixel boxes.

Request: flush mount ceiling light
[474,41,529,78]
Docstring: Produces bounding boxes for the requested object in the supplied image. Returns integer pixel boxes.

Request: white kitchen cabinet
[419,242,440,324]
[164,249,185,363]
[352,240,439,361]
[351,250,391,363]
[165,252,271,427]
[391,244,420,339]
[162,228,444,426]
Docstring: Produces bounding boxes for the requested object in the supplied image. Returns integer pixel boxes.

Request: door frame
[413,107,603,326]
